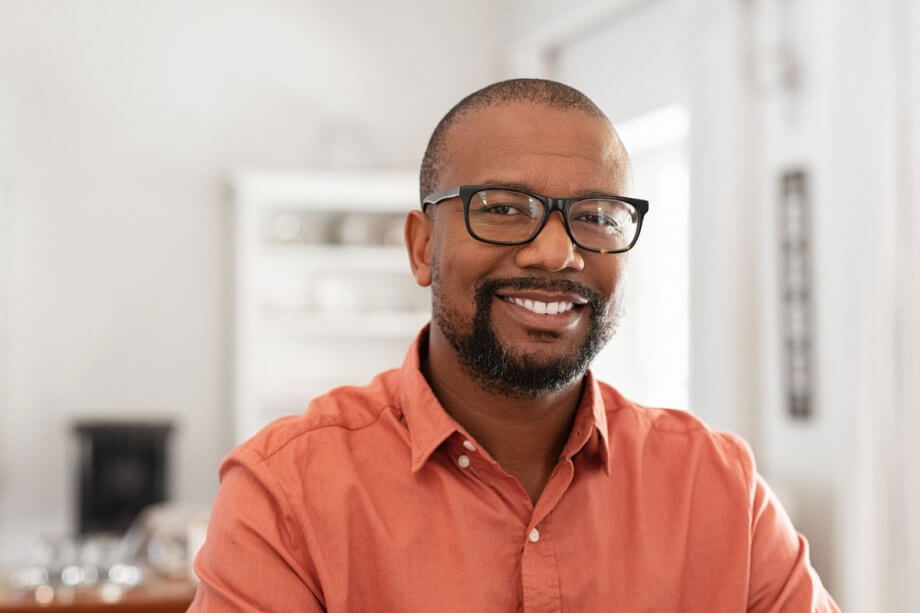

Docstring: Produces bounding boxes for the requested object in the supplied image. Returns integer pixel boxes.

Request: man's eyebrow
[477,179,537,192]
[477,179,620,198]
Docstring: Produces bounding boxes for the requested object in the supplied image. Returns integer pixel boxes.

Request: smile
[502,296,574,315]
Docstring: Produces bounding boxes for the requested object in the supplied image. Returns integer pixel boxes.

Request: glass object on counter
[4,532,143,605]
[1,504,207,606]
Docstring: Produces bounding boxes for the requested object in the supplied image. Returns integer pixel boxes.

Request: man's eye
[484,204,526,216]
[574,212,618,226]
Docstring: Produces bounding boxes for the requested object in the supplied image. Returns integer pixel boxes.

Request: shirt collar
[565,369,612,474]
[397,325,611,475]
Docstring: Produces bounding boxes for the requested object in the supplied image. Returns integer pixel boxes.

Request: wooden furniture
[0,579,197,612]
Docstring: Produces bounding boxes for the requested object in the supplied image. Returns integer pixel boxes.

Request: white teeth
[508,297,573,315]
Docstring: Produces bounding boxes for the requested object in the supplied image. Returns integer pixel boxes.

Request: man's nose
[513,211,585,272]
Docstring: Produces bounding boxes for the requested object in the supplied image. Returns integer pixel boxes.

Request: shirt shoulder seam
[626,403,710,434]
[250,400,396,462]
[596,382,708,434]
[721,431,755,502]
[241,446,310,554]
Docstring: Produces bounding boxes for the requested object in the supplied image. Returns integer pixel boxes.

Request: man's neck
[422,325,585,505]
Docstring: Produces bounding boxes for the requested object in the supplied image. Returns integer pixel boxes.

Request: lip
[493,295,586,332]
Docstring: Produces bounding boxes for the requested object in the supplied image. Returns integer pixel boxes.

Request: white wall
[551,0,686,122]
[900,5,920,609]
[684,0,765,450]
[0,186,9,525]
[0,0,504,562]
[825,1,920,610]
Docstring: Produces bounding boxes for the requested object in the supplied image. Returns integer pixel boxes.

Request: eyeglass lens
[468,188,639,252]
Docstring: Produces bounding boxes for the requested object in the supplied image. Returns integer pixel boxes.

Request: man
[190,79,838,612]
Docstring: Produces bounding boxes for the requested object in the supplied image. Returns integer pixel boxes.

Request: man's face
[424,102,631,396]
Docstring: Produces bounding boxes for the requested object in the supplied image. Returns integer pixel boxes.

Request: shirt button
[457,454,471,468]
[462,439,476,452]
[528,528,540,543]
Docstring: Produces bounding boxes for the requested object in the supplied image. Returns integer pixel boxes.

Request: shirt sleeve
[722,434,840,613]
[187,447,325,612]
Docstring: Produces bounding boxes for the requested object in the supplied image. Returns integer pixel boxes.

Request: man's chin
[489,337,588,386]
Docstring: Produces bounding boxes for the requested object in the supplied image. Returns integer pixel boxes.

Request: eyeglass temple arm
[421,187,462,210]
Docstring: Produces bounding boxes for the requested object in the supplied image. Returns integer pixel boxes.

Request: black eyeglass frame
[421,184,650,254]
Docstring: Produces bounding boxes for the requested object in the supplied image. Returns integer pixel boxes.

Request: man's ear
[404,210,432,287]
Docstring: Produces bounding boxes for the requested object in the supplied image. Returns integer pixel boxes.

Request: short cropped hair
[419,78,610,203]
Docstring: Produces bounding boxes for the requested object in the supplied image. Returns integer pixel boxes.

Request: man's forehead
[437,102,630,194]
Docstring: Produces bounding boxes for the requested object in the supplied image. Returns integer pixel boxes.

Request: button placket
[521,517,560,611]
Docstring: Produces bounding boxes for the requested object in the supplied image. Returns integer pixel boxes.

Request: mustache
[474,277,605,310]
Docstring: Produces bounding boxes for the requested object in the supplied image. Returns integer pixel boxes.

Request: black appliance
[72,421,174,535]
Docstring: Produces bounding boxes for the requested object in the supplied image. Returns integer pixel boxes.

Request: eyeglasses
[421,184,649,254]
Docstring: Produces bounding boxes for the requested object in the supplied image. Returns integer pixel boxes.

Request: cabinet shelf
[259,310,429,339]
[260,244,410,272]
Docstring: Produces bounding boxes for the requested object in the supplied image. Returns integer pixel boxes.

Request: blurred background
[0,0,917,610]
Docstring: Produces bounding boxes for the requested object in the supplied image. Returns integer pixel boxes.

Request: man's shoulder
[237,367,403,463]
[596,379,707,433]
[596,380,755,480]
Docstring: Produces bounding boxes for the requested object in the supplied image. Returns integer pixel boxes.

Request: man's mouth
[492,289,590,332]
[478,279,598,334]
[500,296,576,315]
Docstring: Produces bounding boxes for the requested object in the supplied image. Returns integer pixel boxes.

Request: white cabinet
[232,171,428,443]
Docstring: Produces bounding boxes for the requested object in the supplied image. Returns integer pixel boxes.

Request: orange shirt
[190,329,838,612]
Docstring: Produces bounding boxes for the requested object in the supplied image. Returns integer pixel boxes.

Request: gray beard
[431,274,620,398]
